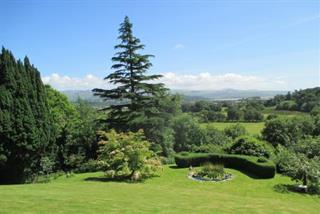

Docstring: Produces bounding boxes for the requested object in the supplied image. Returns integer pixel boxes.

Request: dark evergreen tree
[93,16,167,131]
[0,48,55,183]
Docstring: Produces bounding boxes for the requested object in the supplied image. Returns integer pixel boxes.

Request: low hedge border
[174,152,275,179]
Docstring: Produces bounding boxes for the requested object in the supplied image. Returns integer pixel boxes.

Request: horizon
[1,0,319,91]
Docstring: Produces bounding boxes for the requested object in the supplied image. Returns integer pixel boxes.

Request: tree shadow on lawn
[169,165,180,169]
[84,175,160,183]
[273,184,318,196]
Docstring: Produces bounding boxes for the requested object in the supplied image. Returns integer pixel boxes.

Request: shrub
[266,114,278,120]
[257,157,268,163]
[97,129,162,181]
[262,116,314,146]
[172,114,207,152]
[224,124,248,139]
[192,144,225,154]
[207,112,227,122]
[276,100,297,111]
[227,136,272,158]
[275,142,320,194]
[174,152,275,178]
[75,159,101,173]
[203,126,232,146]
[243,108,263,122]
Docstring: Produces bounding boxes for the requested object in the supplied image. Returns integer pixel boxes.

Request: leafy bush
[262,116,315,146]
[257,157,268,163]
[243,108,263,122]
[97,130,162,181]
[172,114,207,152]
[224,124,248,139]
[266,114,278,120]
[203,126,232,146]
[192,144,225,154]
[227,136,272,158]
[276,100,297,111]
[75,159,101,173]
[206,111,227,122]
[174,152,275,178]
[275,140,320,194]
[190,126,231,154]
[227,106,242,121]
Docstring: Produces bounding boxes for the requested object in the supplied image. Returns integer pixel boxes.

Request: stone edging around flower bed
[187,174,233,182]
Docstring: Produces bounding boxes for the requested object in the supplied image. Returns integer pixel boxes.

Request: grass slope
[0,166,319,213]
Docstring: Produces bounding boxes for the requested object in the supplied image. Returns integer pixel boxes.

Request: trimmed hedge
[174,152,275,179]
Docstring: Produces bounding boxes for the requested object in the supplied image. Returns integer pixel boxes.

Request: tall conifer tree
[93,16,167,130]
[0,48,55,183]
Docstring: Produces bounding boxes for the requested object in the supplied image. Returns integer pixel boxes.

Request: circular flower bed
[188,163,233,182]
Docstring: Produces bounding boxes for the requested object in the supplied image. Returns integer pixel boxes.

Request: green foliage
[39,157,54,177]
[312,115,320,136]
[227,105,242,121]
[262,116,315,146]
[206,111,226,122]
[0,48,55,183]
[174,152,276,178]
[46,86,101,171]
[172,114,206,152]
[275,137,320,194]
[195,163,225,180]
[130,93,181,156]
[267,87,320,112]
[203,126,231,146]
[224,123,248,139]
[276,100,297,111]
[92,17,178,156]
[93,16,167,130]
[227,136,272,158]
[311,106,320,117]
[97,130,162,181]
[243,107,263,121]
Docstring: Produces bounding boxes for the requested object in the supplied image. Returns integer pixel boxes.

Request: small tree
[227,106,242,121]
[276,138,320,193]
[172,114,206,152]
[97,129,162,181]
[227,136,272,158]
[224,123,248,139]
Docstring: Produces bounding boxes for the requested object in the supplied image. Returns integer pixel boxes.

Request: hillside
[62,89,287,104]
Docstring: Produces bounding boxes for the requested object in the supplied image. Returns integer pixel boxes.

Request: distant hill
[61,89,287,105]
[172,89,287,101]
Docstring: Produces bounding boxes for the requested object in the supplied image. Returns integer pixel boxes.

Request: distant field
[0,166,319,213]
[205,122,265,136]
[262,107,308,118]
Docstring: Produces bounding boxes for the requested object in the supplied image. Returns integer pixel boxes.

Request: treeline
[0,48,55,183]
[0,48,103,183]
[265,87,320,112]
[182,99,264,122]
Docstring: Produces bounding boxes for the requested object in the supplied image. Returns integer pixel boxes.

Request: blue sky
[1,0,319,90]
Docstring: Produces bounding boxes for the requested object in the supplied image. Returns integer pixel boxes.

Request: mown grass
[205,122,265,136]
[0,166,319,214]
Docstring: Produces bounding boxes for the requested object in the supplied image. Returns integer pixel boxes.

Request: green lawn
[205,122,265,136]
[0,166,319,213]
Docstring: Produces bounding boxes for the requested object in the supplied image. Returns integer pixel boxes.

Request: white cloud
[158,72,287,90]
[42,72,287,91]
[173,44,185,50]
[42,73,109,90]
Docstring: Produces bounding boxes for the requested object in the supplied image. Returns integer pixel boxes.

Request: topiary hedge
[174,152,275,179]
